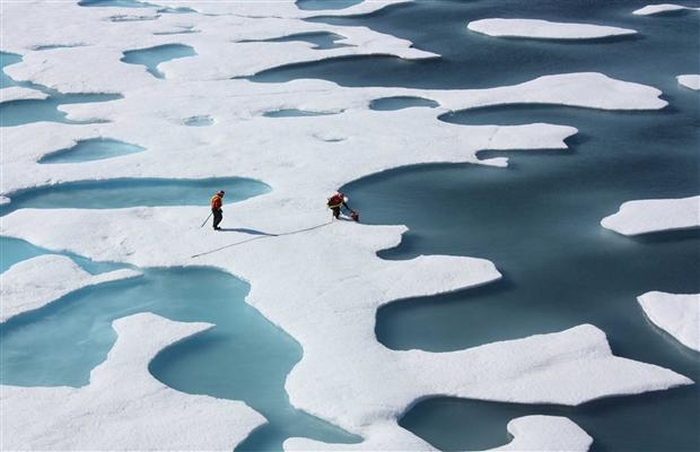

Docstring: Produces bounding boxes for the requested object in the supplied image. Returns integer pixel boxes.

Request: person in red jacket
[327,191,359,221]
[210,190,225,230]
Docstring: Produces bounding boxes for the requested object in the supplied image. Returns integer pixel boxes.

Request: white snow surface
[467,18,637,39]
[0,254,140,322]
[633,3,700,15]
[677,74,700,90]
[0,0,690,449]
[0,86,49,103]
[638,292,700,352]
[494,415,593,451]
[601,196,700,235]
[1,312,266,450]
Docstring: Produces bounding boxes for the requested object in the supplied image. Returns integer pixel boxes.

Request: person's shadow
[217,228,278,237]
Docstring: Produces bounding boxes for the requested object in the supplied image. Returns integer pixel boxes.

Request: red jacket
[211,194,223,209]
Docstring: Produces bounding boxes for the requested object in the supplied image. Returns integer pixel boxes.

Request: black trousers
[212,208,223,228]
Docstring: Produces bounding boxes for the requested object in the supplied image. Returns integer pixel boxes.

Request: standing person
[210,190,225,230]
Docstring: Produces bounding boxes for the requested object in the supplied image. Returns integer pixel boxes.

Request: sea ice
[677,74,700,90]
[0,254,140,322]
[633,3,700,15]
[467,18,637,40]
[0,86,49,103]
[638,292,700,352]
[494,415,593,451]
[601,196,700,235]
[0,1,692,449]
[1,312,266,450]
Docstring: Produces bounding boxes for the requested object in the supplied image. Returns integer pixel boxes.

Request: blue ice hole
[38,138,146,164]
[78,0,156,7]
[296,0,363,11]
[240,32,350,50]
[369,96,439,111]
[0,177,270,216]
[183,115,214,126]
[0,237,127,275]
[121,44,197,79]
[1,53,121,127]
[263,109,341,118]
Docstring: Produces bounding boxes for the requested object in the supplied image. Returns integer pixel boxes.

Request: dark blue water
[0,177,270,216]
[120,44,196,79]
[0,266,361,450]
[370,96,439,110]
[240,32,351,50]
[263,108,341,117]
[296,0,363,11]
[38,138,145,163]
[250,0,700,450]
[78,0,154,8]
[255,0,699,91]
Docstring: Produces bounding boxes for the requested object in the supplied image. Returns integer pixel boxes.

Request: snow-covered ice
[0,254,140,322]
[0,72,665,195]
[0,86,48,103]
[1,313,266,450]
[677,74,700,90]
[601,196,700,235]
[633,3,700,15]
[638,292,700,352]
[467,18,637,40]
[494,415,593,452]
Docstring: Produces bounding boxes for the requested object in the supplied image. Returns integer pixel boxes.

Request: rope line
[191,221,333,258]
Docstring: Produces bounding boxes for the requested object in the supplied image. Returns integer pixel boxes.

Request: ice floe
[1,312,266,450]
[0,254,140,322]
[0,86,49,103]
[0,72,664,195]
[633,3,700,15]
[494,415,593,451]
[0,0,690,449]
[467,18,637,40]
[1,1,433,92]
[677,74,700,90]
[638,292,700,352]
[601,196,700,235]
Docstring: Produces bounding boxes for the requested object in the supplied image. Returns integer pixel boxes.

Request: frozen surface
[633,3,700,15]
[1,312,266,450]
[0,72,665,195]
[467,18,637,39]
[0,254,140,322]
[638,292,700,352]
[677,74,700,90]
[494,415,593,451]
[0,0,690,450]
[601,196,700,235]
[0,86,48,103]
